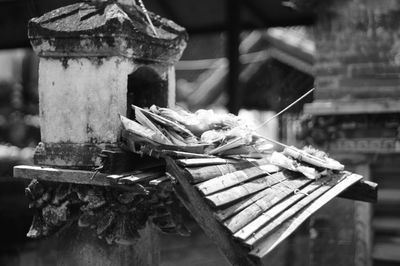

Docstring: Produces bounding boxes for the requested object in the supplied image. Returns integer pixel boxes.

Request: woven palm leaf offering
[117,104,375,265]
[120,104,343,172]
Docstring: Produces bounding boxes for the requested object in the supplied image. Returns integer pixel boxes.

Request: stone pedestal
[28,0,187,169]
[24,1,187,265]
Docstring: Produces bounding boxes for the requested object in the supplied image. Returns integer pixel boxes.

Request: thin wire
[255,87,315,131]
[136,0,159,37]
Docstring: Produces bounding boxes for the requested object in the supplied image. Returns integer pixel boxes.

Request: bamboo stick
[234,175,332,242]
[196,164,280,196]
[223,177,312,233]
[205,171,288,208]
[176,158,239,167]
[243,173,356,247]
[249,173,363,259]
[186,158,271,183]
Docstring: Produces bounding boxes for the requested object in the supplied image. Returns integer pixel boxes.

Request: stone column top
[28,1,188,63]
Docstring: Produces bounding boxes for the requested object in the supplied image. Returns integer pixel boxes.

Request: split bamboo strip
[243,173,353,247]
[205,171,288,208]
[215,177,312,221]
[186,158,271,183]
[249,173,363,259]
[215,187,275,221]
[196,164,280,196]
[177,158,239,167]
[234,175,332,242]
[223,177,312,233]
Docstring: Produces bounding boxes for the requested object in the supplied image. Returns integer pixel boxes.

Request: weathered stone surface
[28,1,188,63]
[311,0,400,102]
[30,1,184,167]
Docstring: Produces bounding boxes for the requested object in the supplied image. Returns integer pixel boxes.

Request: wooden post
[226,0,241,115]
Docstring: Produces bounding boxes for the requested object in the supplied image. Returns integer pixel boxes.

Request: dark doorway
[127,66,168,118]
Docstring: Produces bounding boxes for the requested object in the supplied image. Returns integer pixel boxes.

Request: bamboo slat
[196,164,280,196]
[205,171,288,208]
[243,173,357,247]
[215,186,276,221]
[223,177,312,233]
[249,173,363,259]
[234,176,332,242]
[176,158,239,167]
[186,158,272,183]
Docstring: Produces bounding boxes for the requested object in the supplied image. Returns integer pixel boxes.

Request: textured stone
[313,0,400,101]
[29,1,188,63]
[29,1,186,167]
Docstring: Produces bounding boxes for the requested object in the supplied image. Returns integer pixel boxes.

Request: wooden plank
[224,177,312,233]
[205,171,290,208]
[14,165,110,186]
[248,173,363,259]
[166,158,258,266]
[196,164,280,196]
[186,158,271,183]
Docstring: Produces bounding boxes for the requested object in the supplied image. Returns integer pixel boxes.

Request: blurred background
[0,0,399,265]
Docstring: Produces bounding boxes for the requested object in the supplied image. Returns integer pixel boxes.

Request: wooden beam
[166,158,258,266]
[14,165,110,186]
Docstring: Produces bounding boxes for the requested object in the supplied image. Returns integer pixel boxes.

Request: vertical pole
[226,0,241,115]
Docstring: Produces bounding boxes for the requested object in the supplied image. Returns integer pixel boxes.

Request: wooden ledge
[14,165,111,186]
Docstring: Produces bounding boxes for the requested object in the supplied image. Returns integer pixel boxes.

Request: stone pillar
[28,0,187,169]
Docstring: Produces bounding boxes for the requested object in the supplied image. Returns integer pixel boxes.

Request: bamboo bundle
[283,146,344,171]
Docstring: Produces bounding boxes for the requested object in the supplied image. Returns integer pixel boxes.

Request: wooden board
[14,165,111,186]
[13,165,163,192]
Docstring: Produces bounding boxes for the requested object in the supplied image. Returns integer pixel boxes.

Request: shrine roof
[28,1,188,62]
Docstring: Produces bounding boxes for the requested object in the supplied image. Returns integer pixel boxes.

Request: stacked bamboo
[168,156,363,262]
